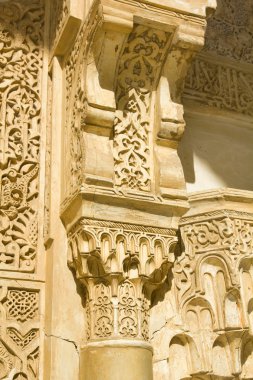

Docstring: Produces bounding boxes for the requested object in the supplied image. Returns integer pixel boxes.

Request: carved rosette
[68,219,177,341]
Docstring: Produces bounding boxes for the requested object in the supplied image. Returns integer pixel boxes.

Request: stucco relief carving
[184,56,253,116]
[203,0,253,63]
[114,25,171,191]
[63,6,102,201]
[0,0,44,273]
[0,285,40,379]
[68,218,177,341]
[169,209,253,379]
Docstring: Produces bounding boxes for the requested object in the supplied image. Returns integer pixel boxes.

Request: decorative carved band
[181,214,253,257]
[184,56,253,116]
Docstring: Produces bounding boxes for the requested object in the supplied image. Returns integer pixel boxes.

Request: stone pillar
[55,1,216,379]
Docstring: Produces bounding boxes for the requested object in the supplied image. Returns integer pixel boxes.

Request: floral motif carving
[114,25,170,191]
[184,57,253,116]
[27,347,39,380]
[93,283,113,338]
[0,341,14,378]
[0,0,44,273]
[50,0,68,44]
[118,281,138,338]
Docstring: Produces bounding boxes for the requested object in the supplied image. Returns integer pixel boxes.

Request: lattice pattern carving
[5,289,39,322]
[0,284,40,379]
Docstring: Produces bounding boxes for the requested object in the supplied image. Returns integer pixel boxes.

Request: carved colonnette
[168,190,253,380]
[0,1,46,378]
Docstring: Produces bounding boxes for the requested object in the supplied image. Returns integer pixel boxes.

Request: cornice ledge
[181,188,253,221]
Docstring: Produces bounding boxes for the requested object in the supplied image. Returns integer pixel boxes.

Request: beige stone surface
[0,0,253,379]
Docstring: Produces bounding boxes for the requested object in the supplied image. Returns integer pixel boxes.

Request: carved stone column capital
[173,189,253,378]
[68,218,177,341]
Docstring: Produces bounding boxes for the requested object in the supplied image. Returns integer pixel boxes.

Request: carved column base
[80,340,153,380]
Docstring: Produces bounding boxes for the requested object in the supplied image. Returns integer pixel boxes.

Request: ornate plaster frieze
[184,54,253,116]
[0,0,44,273]
[68,218,177,341]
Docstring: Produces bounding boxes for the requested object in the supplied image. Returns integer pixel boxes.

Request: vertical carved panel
[93,283,113,338]
[0,1,44,379]
[118,280,138,338]
[0,0,44,273]
[114,25,170,191]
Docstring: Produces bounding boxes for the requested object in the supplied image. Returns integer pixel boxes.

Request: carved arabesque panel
[62,7,102,201]
[114,25,171,191]
[0,0,44,273]
[204,0,253,64]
